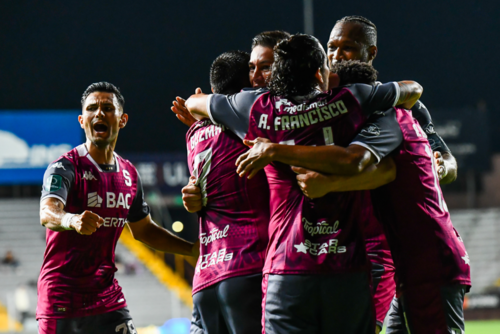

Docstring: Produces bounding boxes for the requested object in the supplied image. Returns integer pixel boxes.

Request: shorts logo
[83,170,97,181]
[87,192,102,208]
[44,175,62,192]
[50,162,66,170]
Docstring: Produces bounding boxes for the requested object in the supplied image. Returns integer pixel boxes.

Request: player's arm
[171,88,203,127]
[39,158,103,235]
[291,157,396,199]
[411,100,457,184]
[185,93,210,120]
[236,108,403,178]
[40,198,103,235]
[397,81,423,109]
[126,173,198,257]
[127,216,198,257]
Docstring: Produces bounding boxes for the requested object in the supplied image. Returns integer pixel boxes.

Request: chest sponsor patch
[44,174,63,192]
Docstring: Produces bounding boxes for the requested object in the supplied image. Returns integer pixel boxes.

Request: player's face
[79,92,128,148]
[249,46,274,88]
[327,22,374,66]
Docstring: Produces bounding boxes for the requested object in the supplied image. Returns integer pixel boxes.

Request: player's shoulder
[45,146,81,172]
[186,119,213,141]
[114,152,139,176]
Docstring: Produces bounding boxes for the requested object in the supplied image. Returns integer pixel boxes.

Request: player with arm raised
[184,34,422,334]
[187,51,270,334]
[37,82,197,334]
[179,30,290,214]
[237,59,470,333]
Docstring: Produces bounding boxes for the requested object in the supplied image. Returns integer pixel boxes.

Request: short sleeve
[40,158,76,206]
[411,100,451,154]
[350,109,403,163]
[208,89,265,140]
[127,173,151,223]
[346,82,400,116]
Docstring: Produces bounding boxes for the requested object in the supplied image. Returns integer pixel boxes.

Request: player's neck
[85,139,115,165]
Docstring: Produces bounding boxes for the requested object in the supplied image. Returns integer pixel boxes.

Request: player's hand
[434,151,447,180]
[191,239,200,259]
[171,96,197,127]
[236,138,274,179]
[70,210,103,235]
[182,177,202,213]
[293,166,332,199]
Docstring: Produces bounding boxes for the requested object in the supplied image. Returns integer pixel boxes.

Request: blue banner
[0,110,82,184]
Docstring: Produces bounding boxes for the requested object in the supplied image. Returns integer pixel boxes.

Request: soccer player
[238,60,470,333]
[322,16,459,332]
[38,82,198,334]
[187,51,270,334]
[184,34,422,333]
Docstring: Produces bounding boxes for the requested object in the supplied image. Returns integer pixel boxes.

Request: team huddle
[37,15,470,334]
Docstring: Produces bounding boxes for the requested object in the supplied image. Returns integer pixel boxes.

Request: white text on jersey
[106,192,131,209]
[190,123,225,150]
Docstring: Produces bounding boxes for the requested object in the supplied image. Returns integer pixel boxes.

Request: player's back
[186,120,269,294]
[245,87,378,275]
[38,144,140,318]
[371,108,471,288]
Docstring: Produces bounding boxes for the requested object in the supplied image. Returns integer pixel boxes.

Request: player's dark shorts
[191,273,262,334]
[38,307,136,334]
[262,272,375,334]
[385,284,468,334]
[371,261,396,329]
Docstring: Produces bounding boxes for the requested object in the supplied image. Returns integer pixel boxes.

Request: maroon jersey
[208,83,401,275]
[186,120,269,294]
[37,144,149,319]
[356,108,471,289]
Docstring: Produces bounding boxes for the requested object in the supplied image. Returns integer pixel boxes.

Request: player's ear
[119,113,128,129]
[211,87,214,93]
[78,115,84,129]
[368,45,377,63]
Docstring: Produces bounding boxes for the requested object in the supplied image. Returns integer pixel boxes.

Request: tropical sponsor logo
[294,238,346,256]
[83,170,97,181]
[87,192,103,208]
[197,248,233,271]
[200,225,229,246]
[44,174,62,192]
[303,218,339,236]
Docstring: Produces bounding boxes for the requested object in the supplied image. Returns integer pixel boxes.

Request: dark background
[1,0,499,153]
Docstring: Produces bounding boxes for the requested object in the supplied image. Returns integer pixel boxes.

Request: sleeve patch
[43,174,63,192]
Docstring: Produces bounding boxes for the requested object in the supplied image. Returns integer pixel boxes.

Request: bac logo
[106,192,131,209]
[88,192,103,208]
[86,192,131,209]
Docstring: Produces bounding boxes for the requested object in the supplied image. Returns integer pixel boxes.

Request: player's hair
[81,82,125,109]
[268,34,326,97]
[330,60,378,86]
[336,15,377,46]
[210,51,251,95]
[251,30,291,50]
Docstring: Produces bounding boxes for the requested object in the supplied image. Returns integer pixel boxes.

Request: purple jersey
[358,108,471,289]
[37,144,148,319]
[186,120,269,295]
[208,83,401,275]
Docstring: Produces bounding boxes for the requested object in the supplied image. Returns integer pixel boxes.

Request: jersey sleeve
[207,89,264,140]
[350,108,403,163]
[127,173,151,223]
[346,82,400,116]
[411,100,451,154]
[40,158,76,206]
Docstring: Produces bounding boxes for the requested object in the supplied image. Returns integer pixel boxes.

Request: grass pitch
[381,320,500,333]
